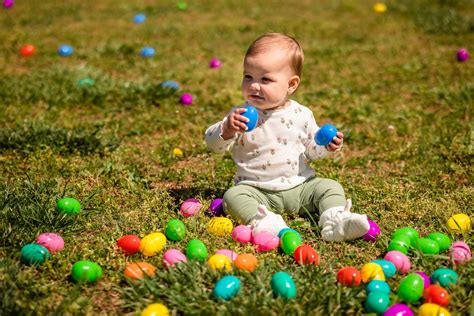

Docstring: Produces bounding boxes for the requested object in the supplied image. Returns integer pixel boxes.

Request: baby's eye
[261,77,272,83]
[244,74,252,80]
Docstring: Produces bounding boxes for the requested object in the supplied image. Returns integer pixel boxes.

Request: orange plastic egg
[234,253,258,272]
[124,262,156,280]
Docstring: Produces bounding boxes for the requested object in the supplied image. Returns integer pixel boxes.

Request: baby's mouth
[249,94,264,100]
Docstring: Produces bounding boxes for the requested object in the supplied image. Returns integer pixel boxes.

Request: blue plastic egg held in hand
[315,124,338,146]
[241,103,258,132]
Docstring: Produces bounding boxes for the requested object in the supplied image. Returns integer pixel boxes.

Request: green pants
[223,177,346,224]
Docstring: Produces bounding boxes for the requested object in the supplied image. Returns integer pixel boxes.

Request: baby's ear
[288,75,301,95]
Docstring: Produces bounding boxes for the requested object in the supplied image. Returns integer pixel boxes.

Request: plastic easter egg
[364,292,390,314]
[209,58,221,69]
[209,198,224,216]
[293,244,318,265]
[371,259,396,278]
[3,0,14,9]
[427,233,451,252]
[388,235,411,254]
[252,232,279,252]
[363,219,381,241]
[165,219,186,241]
[36,232,64,252]
[140,233,167,256]
[208,254,232,272]
[423,284,449,306]
[141,303,169,316]
[361,262,385,283]
[215,249,238,261]
[124,262,156,280]
[383,303,413,316]
[21,243,50,266]
[160,80,179,90]
[234,253,258,272]
[140,47,155,57]
[179,198,201,217]
[71,260,103,283]
[431,268,458,288]
[57,197,81,214]
[232,225,252,243]
[242,104,258,132]
[117,234,141,255]
[173,148,183,157]
[397,273,424,303]
[180,93,193,105]
[414,238,440,255]
[133,13,146,24]
[449,241,471,264]
[447,213,471,233]
[280,231,302,255]
[163,249,187,268]
[78,77,95,88]
[207,217,233,237]
[392,227,419,245]
[415,271,431,289]
[58,45,73,57]
[177,1,187,10]
[456,48,469,62]
[277,228,301,239]
[337,266,361,287]
[186,239,208,261]
[213,275,241,300]
[19,44,36,57]
[315,124,338,146]
[271,272,297,299]
[366,280,391,295]
[373,3,387,13]
[384,251,411,274]
[418,303,451,316]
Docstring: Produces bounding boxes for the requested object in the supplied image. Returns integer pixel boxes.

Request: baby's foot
[250,204,288,236]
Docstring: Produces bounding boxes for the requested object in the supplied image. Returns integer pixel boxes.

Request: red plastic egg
[117,234,141,255]
[19,44,36,57]
[337,266,361,287]
[293,244,319,265]
[422,284,449,307]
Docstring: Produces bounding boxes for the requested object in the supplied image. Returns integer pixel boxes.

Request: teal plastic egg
[280,231,302,255]
[271,272,297,299]
[388,235,411,254]
[364,292,390,314]
[415,238,440,255]
[366,280,391,295]
[165,219,186,241]
[213,275,241,300]
[427,232,451,252]
[57,197,81,214]
[371,259,397,278]
[21,243,50,266]
[186,239,208,262]
[431,268,458,288]
[397,273,424,303]
[392,227,419,245]
[71,260,103,283]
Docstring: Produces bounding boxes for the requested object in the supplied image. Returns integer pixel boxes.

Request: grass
[0,0,473,315]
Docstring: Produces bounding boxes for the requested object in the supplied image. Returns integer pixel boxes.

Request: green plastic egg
[280,231,302,255]
[431,268,458,288]
[165,219,186,241]
[392,227,419,245]
[387,235,411,254]
[397,273,424,303]
[71,260,103,283]
[271,272,297,299]
[415,238,440,255]
[427,232,451,252]
[364,292,390,314]
[57,197,81,214]
[21,243,50,266]
[186,239,208,262]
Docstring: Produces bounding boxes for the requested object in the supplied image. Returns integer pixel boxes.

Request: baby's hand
[325,132,344,152]
[221,107,249,140]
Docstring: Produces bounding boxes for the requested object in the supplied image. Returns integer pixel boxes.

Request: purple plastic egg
[383,303,413,316]
[180,93,193,105]
[415,271,431,289]
[36,233,64,252]
[457,48,469,62]
[253,232,279,252]
[209,58,221,69]
[449,241,471,264]
[2,0,14,9]
[163,249,187,268]
[209,198,224,216]
[232,225,252,243]
[215,249,238,261]
[363,219,381,241]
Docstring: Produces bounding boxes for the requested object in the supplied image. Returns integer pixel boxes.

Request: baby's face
[241,49,299,111]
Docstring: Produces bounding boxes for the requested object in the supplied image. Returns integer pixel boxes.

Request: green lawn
[0,0,473,315]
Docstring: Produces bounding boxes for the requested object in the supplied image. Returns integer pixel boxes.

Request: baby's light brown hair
[245,33,304,77]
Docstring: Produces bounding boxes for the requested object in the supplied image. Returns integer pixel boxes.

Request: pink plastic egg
[180,198,202,217]
[36,233,64,252]
[163,249,187,268]
[232,225,252,243]
[180,93,193,105]
[384,250,411,274]
[252,232,279,252]
[449,241,471,264]
[216,249,238,261]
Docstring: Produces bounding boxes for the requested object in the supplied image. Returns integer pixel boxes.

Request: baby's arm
[204,108,249,153]
[304,113,343,160]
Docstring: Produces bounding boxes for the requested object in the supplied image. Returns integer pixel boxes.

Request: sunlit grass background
[0,0,473,315]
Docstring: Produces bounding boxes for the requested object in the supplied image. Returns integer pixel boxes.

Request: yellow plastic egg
[207,254,232,272]
[418,303,451,316]
[140,233,167,256]
[361,262,386,283]
[141,303,169,316]
[447,213,471,233]
[373,3,387,13]
[207,217,233,237]
[173,148,183,157]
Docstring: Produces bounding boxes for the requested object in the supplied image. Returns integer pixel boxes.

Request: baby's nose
[250,82,260,90]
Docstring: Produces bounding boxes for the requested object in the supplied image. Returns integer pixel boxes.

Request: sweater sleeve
[303,113,331,160]
[204,117,237,153]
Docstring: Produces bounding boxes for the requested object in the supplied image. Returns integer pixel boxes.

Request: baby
[205,33,369,242]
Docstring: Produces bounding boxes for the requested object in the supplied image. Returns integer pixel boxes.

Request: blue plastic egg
[140,47,155,57]
[315,124,338,146]
[431,268,458,288]
[242,104,258,132]
[160,80,180,90]
[21,243,50,266]
[213,275,241,300]
[366,280,391,295]
[58,45,73,57]
[133,13,146,24]
[371,259,397,278]
[277,228,301,238]
[364,292,390,314]
[271,272,297,299]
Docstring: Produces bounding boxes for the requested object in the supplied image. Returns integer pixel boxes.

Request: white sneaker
[319,199,369,242]
[250,204,289,236]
